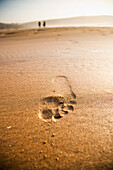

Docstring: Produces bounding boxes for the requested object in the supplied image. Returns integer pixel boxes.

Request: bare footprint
[39,76,77,122]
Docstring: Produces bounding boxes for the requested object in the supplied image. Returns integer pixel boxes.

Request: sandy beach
[0,27,113,169]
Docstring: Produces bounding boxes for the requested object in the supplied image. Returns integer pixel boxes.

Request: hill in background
[0,16,113,30]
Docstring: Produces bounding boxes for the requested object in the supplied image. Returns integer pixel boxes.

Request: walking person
[43,21,46,28]
[38,21,41,28]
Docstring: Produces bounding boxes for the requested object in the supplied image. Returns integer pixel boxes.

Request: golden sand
[0,27,113,169]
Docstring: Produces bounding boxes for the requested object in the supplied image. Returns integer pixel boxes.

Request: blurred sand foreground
[0,27,113,169]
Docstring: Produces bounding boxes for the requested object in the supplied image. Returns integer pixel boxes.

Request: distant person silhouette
[38,21,41,28]
[43,21,46,27]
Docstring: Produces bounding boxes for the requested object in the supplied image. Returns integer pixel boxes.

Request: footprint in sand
[39,76,76,122]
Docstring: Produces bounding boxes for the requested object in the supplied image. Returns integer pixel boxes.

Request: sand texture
[0,27,113,169]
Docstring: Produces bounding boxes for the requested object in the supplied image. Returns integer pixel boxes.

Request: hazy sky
[0,0,113,23]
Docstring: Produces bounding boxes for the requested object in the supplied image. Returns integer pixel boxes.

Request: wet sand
[0,27,113,169]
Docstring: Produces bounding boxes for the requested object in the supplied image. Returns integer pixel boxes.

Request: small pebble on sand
[56,157,60,161]
[43,141,47,144]
[51,134,55,137]
[44,154,47,159]
[51,143,54,146]
[7,126,11,129]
